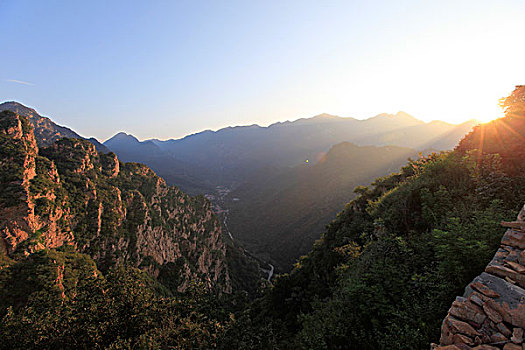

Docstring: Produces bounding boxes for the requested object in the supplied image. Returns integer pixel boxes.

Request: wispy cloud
[6,79,35,86]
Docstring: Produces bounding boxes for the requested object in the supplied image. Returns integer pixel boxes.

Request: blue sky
[2,0,525,141]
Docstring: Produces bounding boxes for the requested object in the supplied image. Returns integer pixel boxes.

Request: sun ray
[489,121,505,149]
[498,118,525,142]
[476,124,485,165]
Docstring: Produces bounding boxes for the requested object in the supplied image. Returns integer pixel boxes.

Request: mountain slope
[226,142,417,270]
[0,101,110,153]
[105,132,219,194]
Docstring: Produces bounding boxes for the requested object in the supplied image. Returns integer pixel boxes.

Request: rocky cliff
[0,110,230,293]
[434,206,525,350]
[0,111,75,256]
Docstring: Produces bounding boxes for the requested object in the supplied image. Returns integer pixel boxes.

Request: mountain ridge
[137,111,458,143]
[103,109,477,194]
[0,101,110,153]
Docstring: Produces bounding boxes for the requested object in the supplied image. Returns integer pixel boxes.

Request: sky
[1,0,525,141]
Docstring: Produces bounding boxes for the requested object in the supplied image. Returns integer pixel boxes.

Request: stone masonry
[433,205,525,350]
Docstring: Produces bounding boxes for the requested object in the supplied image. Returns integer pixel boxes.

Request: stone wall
[433,206,525,350]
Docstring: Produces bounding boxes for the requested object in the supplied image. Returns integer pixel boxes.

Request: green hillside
[219,86,525,349]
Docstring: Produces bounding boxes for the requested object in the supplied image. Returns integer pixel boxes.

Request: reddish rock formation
[0,112,75,255]
[433,206,525,349]
[0,111,231,293]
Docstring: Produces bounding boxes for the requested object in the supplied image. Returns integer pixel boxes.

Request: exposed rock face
[0,111,74,255]
[434,206,525,349]
[0,110,230,293]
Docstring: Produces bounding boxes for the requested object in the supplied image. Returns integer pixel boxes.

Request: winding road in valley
[223,215,233,240]
[219,199,274,282]
[266,263,274,282]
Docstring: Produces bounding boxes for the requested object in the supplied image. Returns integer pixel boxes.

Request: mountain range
[0,108,260,347]
[103,111,477,194]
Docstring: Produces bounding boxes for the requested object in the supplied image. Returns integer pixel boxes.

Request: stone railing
[432,206,525,350]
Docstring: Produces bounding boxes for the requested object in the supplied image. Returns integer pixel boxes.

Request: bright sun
[476,111,505,124]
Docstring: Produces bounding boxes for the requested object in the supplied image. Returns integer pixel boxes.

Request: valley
[204,184,275,282]
[101,110,477,272]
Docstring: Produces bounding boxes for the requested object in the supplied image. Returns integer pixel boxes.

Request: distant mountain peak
[281,113,349,127]
[313,113,339,119]
[427,120,452,127]
[464,118,481,126]
[367,111,424,126]
[395,111,424,124]
[105,132,140,144]
[394,111,415,119]
[114,131,135,139]
[103,132,162,161]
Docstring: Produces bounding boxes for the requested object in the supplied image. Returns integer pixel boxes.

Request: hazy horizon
[104,110,481,143]
[2,100,478,143]
[2,0,524,140]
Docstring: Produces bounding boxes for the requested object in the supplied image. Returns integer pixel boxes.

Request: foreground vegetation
[1,248,232,349]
